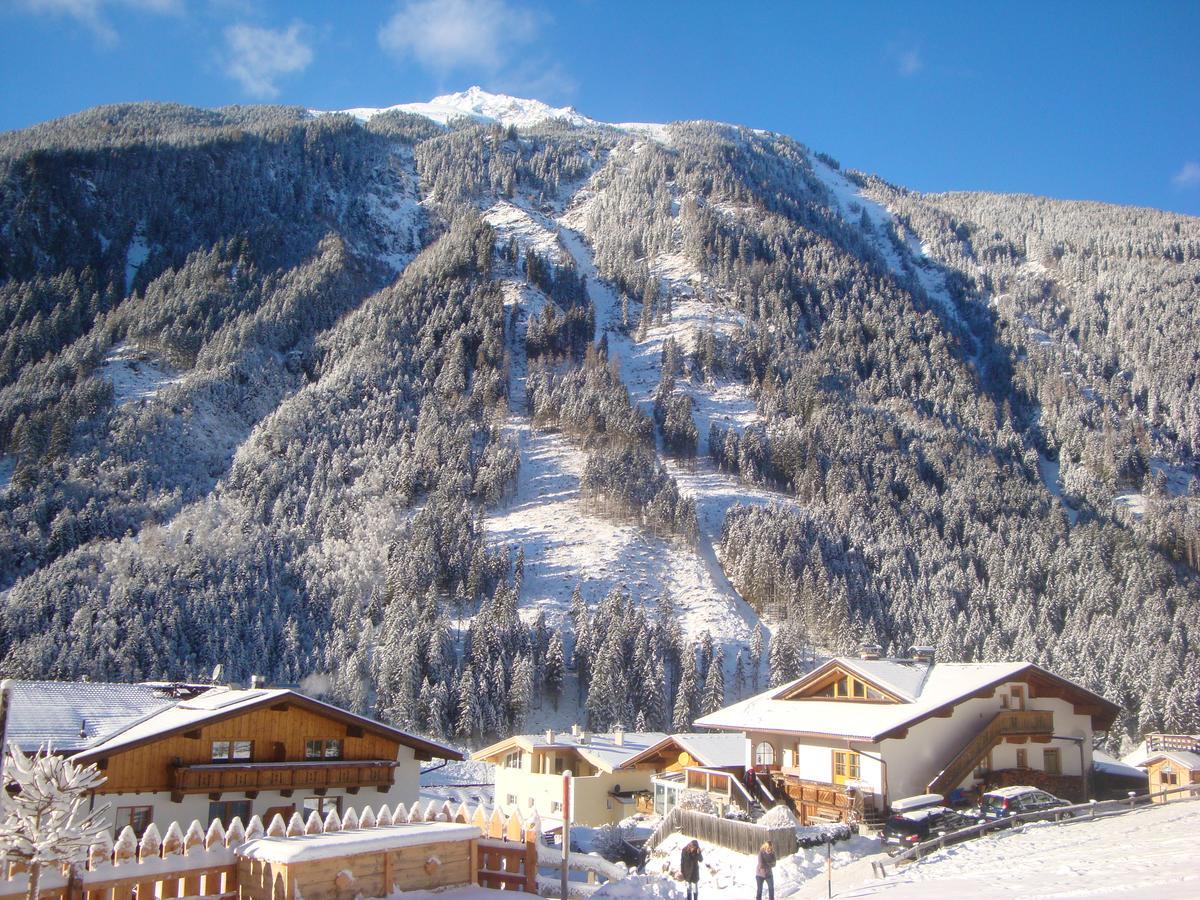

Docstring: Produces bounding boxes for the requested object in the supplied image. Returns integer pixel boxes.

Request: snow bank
[100,344,183,405]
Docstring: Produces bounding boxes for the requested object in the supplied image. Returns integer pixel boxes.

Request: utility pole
[561,770,573,900]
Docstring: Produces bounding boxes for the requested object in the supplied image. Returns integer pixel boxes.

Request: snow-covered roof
[618,732,747,770]
[5,681,178,753]
[1092,750,1147,780]
[474,732,668,773]
[238,822,480,864]
[1144,750,1200,771]
[7,681,462,762]
[695,659,1118,742]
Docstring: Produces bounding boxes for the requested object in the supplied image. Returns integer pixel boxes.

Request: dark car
[977,786,1070,822]
[882,805,966,852]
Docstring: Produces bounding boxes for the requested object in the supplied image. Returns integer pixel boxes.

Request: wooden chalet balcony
[775,777,872,825]
[171,759,398,797]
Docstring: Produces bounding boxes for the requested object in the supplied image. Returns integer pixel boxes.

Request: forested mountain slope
[0,91,1195,749]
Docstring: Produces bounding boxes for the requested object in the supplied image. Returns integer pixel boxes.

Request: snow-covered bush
[593,822,634,862]
[675,790,718,815]
[0,746,109,900]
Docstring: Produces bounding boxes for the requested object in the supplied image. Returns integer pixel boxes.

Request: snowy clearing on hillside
[362,160,423,271]
[101,344,183,405]
[125,231,149,295]
[845,798,1200,899]
[0,456,13,492]
[1113,458,1196,520]
[484,200,566,264]
[1037,453,1080,526]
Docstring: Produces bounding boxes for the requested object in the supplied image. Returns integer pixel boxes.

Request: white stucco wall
[880,683,1095,800]
[492,766,652,827]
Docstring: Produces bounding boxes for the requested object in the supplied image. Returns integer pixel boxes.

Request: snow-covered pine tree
[701,647,726,715]
[545,630,565,710]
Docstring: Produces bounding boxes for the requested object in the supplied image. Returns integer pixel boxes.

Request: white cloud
[1172,161,1200,189]
[897,48,923,77]
[378,0,541,73]
[16,0,181,44]
[223,22,313,98]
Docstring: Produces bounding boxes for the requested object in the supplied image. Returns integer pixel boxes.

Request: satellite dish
[211,664,224,684]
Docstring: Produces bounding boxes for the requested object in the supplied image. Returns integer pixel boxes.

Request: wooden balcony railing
[775,777,871,824]
[171,759,397,797]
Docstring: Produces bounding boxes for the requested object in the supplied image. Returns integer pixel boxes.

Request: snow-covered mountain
[326,85,596,129]
[0,90,1196,749]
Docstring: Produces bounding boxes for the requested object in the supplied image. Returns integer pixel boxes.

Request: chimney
[579,731,591,744]
[545,728,556,744]
[571,723,580,737]
[79,717,87,739]
[613,725,625,746]
[249,674,266,689]
[859,643,882,660]
[910,645,935,664]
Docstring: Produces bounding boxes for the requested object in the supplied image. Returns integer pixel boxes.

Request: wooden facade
[81,700,407,799]
[1146,754,1200,803]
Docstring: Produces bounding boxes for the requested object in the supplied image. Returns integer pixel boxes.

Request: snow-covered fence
[873,781,1200,878]
[644,807,799,858]
[0,800,547,900]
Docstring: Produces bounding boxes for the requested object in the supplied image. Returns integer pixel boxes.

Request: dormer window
[812,675,888,701]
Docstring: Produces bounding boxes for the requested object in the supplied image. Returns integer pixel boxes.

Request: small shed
[238,822,480,900]
[1144,750,1200,802]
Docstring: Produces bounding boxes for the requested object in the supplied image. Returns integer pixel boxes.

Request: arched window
[754,741,776,768]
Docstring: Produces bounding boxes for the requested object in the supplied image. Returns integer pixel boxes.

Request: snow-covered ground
[1113,458,1196,520]
[484,201,567,264]
[0,455,13,492]
[843,798,1200,899]
[641,830,879,899]
[325,86,597,129]
[1037,453,1080,526]
[125,230,150,295]
[100,343,183,405]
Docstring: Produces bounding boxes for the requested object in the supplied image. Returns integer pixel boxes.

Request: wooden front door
[832,750,860,785]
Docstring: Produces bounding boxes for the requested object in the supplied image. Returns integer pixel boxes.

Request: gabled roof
[472,732,668,773]
[1143,750,1200,772]
[5,681,179,753]
[618,732,747,770]
[695,659,1120,742]
[7,681,462,762]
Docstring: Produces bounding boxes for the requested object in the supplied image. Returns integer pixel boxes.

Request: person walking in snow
[680,839,703,899]
[755,840,777,900]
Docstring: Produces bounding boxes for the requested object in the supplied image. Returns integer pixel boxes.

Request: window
[303,796,341,817]
[305,739,343,760]
[502,750,524,769]
[1043,748,1062,776]
[754,741,775,767]
[1010,686,1026,711]
[812,674,888,701]
[551,801,563,813]
[1016,749,1028,768]
[211,740,252,762]
[505,793,518,806]
[114,806,153,838]
[1162,771,1178,785]
[208,800,251,827]
[832,750,860,785]
[554,756,565,775]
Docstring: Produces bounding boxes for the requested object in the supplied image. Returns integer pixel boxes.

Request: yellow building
[1144,750,1200,802]
[472,726,667,827]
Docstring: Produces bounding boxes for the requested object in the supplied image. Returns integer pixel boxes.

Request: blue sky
[2,0,1198,215]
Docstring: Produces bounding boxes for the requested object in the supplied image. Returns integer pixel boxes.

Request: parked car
[976,785,1071,822]
[882,795,967,852]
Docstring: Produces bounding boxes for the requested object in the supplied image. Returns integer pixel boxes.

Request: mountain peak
[330,86,596,129]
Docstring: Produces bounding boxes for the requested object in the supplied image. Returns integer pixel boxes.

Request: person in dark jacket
[680,839,703,899]
[756,840,777,900]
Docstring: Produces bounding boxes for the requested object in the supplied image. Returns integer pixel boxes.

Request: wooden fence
[872,781,1200,879]
[645,807,799,858]
[0,799,543,900]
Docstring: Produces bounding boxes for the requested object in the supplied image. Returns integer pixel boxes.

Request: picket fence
[0,799,544,900]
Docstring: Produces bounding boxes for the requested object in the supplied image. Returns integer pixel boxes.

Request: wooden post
[525,835,538,895]
[469,839,478,886]
[561,770,573,900]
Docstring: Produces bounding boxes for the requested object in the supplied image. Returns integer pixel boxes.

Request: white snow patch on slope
[484,200,566,264]
[327,86,597,129]
[0,456,13,493]
[848,797,1200,899]
[125,231,149,295]
[1037,452,1079,526]
[101,344,183,405]
[1113,458,1196,521]
[361,153,423,271]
